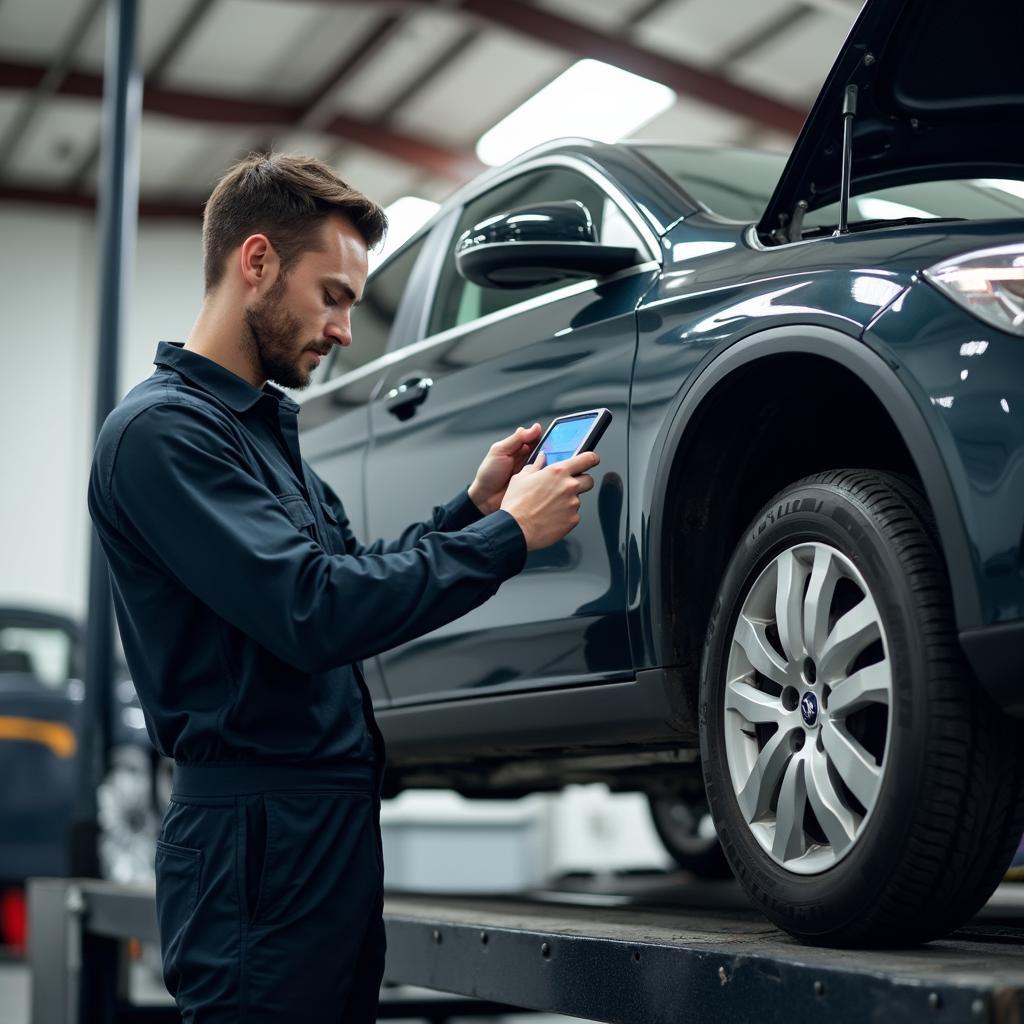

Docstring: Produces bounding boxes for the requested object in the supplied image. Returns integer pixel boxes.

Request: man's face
[243,214,369,390]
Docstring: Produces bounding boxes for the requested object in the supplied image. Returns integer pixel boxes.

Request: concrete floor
[0,963,28,1024]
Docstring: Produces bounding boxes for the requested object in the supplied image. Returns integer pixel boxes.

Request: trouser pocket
[154,839,202,997]
[243,794,271,927]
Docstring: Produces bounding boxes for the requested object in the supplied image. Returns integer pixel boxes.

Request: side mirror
[455,200,643,289]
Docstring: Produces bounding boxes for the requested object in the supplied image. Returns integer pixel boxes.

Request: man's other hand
[499,450,599,551]
[468,423,542,515]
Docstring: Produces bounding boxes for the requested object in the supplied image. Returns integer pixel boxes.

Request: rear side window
[427,167,644,337]
[326,236,425,381]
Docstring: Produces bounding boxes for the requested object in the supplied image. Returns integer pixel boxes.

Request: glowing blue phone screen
[538,414,596,465]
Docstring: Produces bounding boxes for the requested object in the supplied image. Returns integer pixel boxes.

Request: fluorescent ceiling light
[369,196,439,272]
[476,59,676,167]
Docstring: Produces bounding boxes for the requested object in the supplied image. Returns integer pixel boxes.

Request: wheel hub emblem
[800,692,818,727]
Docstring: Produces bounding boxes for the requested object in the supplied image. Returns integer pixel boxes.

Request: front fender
[629,324,980,671]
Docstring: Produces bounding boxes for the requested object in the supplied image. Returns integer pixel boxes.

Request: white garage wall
[0,201,203,619]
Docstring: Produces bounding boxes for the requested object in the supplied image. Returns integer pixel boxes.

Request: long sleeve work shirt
[87,342,527,768]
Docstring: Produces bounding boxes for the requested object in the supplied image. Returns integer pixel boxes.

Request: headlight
[923,243,1024,336]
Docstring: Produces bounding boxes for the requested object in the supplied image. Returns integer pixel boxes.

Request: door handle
[385,376,433,420]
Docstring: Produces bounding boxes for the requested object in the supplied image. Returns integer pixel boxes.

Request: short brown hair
[202,152,388,293]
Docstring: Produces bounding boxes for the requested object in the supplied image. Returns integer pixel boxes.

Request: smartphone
[525,408,612,467]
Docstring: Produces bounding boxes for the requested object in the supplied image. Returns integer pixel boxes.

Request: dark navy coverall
[87,341,527,1022]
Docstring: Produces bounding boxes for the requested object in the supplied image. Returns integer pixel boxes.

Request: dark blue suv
[299,0,1024,946]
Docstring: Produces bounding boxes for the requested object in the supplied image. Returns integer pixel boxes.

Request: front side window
[326,236,426,381]
[428,166,645,337]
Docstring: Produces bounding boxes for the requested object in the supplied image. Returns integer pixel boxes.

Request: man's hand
[468,423,542,515]
[500,451,599,551]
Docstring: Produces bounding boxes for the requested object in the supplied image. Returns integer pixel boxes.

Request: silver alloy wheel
[723,542,892,874]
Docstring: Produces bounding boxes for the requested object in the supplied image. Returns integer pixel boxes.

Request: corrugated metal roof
[0,0,862,214]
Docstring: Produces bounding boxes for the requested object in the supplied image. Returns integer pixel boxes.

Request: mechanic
[86,152,598,1023]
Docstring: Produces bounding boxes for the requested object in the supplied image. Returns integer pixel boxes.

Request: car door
[364,158,662,706]
[299,234,430,705]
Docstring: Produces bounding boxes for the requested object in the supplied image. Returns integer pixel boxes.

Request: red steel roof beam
[0,59,477,181]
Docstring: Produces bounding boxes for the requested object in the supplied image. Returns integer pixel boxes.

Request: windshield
[631,145,788,223]
[634,145,1024,236]
[802,178,1024,233]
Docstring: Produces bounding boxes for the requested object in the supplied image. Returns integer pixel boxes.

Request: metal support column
[73,0,142,877]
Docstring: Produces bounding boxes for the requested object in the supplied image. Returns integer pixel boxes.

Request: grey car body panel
[634,323,977,661]
[375,667,696,768]
[864,281,1024,629]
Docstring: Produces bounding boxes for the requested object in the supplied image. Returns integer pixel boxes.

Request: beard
[243,275,317,391]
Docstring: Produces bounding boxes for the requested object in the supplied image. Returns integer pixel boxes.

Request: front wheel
[699,470,1024,946]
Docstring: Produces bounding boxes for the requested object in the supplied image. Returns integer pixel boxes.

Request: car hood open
[758,0,1024,239]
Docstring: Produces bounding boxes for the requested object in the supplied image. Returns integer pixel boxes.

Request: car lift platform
[27,871,1024,1024]
[384,871,1024,1023]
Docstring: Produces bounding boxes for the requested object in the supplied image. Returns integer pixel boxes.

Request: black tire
[699,469,1024,946]
[647,793,732,879]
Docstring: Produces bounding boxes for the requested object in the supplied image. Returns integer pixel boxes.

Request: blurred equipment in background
[0,609,83,887]
[0,606,167,954]
[647,776,731,880]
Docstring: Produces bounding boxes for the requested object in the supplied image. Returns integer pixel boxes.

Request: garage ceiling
[0,0,861,219]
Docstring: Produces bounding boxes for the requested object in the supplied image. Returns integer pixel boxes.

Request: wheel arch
[641,324,980,687]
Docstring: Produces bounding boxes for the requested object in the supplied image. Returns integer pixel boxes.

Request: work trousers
[154,761,385,1023]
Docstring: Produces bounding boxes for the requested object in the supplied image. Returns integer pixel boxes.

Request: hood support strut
[834,85,858,236]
